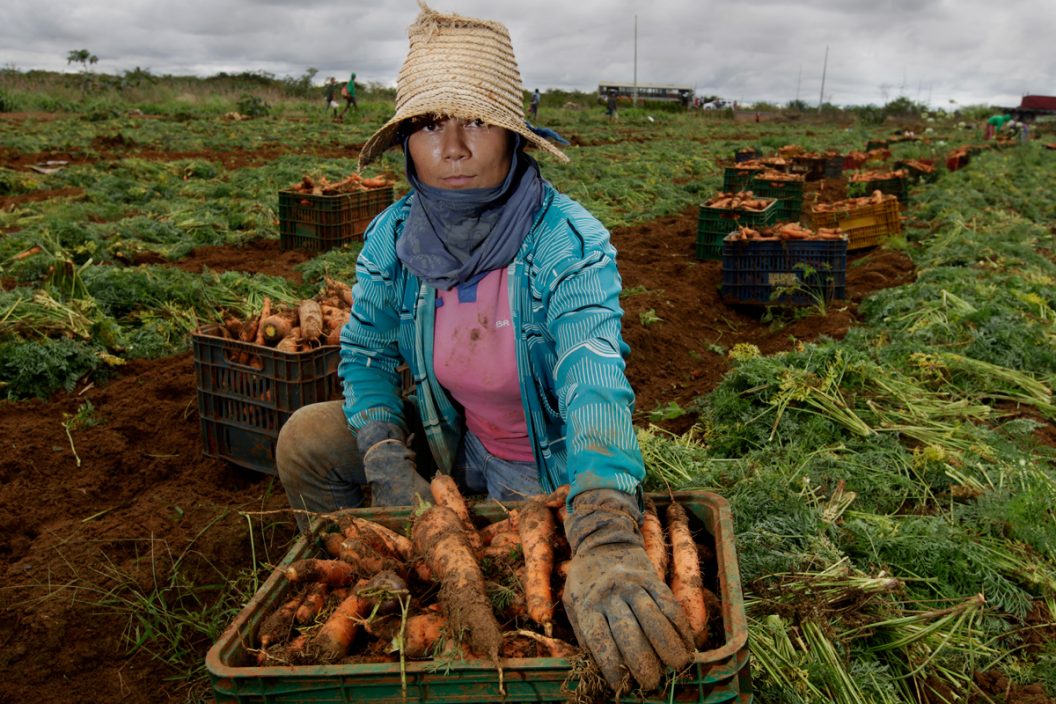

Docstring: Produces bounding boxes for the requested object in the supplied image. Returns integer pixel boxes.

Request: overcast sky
[4,0,1054,108]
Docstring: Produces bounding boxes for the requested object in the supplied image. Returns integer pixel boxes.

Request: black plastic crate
[823,154,844,179]
[789,155,827,181]
[279,186,394,252]
[721,235,847,306]
[734,147,758,163]
[696,197,777,260]
[192,326,342,474]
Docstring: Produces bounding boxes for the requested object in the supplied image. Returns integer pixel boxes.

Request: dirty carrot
[259,313,292,346]
[666,501,708,647]
[258,592,305,647]
[397,612,448,659]
[642,497,669,582]
[412,504,504,672]
[298,299,324,342]
[313,580,371,663]
[295,582,329,624]
[284,558,357,586]
[429,474,483,553]
[518,497,556,636]
[254,297,272,346]
[480,510,519,545]
[341,516,414,561]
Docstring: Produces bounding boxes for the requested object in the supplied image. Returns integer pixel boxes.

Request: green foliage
[236,93,270,117]
[0,337,106,399]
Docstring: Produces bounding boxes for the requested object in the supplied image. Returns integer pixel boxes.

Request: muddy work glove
[563,489,694,693]
[357,421,430,507]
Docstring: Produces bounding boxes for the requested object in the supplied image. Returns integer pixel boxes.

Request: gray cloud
[3,0,1053,107]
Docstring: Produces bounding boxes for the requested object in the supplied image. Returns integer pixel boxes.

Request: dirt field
[2,140,1050,703]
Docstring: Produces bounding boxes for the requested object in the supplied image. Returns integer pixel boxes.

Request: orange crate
[809,195,901,251]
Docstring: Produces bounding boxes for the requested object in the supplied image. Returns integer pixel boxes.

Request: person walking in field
[323,77,339,120]
[529,88,540,120]
[275,2,693,695]
[606,88,618,120]
[336,71,358,122]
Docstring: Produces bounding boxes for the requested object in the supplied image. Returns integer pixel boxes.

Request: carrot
[543,484,570,508]
[254,297,272,346]
[666,501,708,647]
[338,537,401,576]
[275,335,300,353]
[313,579,371,663]
[284,558,357,586]
[325,276,355,307]
[507,629,578,658]
[258,592,305,648]
[488,531,521,549]
[298,299,324,342]
[642,497,669,582]
[518,497,556,635]
[295,582,329,624]
[480,510,519,545]
[397,612,448,659]
[340,516,414,561]
[429,474,483,553]
[412,504,503,670]
[259,313,292,346]
[11,244,42,261]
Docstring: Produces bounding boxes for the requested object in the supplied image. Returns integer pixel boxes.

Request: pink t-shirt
[433,268,534,462]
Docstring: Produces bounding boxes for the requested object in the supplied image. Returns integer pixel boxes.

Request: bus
[598,82,694,105]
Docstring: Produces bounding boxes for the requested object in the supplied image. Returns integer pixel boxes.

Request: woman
[275,2,693,693]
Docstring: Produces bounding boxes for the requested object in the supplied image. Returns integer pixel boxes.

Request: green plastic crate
[279,186,394,252]
[206,491,752,703]
[747,174,805,224]
[696,197,777,260]
[722,165,763,192]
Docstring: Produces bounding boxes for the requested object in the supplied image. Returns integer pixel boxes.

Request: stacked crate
[748,170,806,223]
[848,170,909,204]
[696,193,778,260]
[721,230,848,306]
[721,162,764,192]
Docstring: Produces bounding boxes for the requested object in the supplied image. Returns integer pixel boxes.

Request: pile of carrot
[811,190,897,213]
[727,222,846,242]
[754,168,805,183]
[704,191,774,211]
[250,477,723,679]
[289,173,394,196]
[849,168,908,182]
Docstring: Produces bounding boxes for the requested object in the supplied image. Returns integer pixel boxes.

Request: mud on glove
[357,421,430,507]
[562,488,695,693]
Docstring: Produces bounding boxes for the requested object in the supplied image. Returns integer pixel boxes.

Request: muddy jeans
[275,400,542,530]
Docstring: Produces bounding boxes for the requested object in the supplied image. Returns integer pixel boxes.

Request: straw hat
[358,2,569,169]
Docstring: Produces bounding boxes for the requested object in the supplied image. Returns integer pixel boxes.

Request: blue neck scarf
[396,135,543,290]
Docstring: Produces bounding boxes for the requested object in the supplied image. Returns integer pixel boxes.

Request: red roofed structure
[1012,95,1056,118]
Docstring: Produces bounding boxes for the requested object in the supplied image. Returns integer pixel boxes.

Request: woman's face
[406,117,512,190]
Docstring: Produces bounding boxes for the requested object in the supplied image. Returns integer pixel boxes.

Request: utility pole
[633,14,638,107]
[818,45,829,109]
[795,64,802,103]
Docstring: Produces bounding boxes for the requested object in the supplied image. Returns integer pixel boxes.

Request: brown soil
[0,147,1048,704]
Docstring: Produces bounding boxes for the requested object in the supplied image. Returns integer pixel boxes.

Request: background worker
[985,113,1011,140]
[606,87,618,120]
[323,77,339,119]
[529,87,540,120]
[337,71,358,122]
[275,2,693,694]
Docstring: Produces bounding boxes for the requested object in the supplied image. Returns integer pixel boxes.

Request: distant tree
[66,49,98,71]
[786,99,810,111]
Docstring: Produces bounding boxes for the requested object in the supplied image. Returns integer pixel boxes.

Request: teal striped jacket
[339,182,644,503]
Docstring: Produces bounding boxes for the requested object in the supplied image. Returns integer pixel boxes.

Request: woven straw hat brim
[358,3,569,169]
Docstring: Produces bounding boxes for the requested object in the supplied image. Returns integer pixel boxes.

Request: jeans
[275,400,542,530]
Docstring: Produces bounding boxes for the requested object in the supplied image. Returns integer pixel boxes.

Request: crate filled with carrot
[847,168,909,204]
[809,191,902,251]
[192,279,355,474]
[279,173,396,252]
[696,191,777,260]
[747,169,807,223]
[206,484,750,704]
[721,224,848,306]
